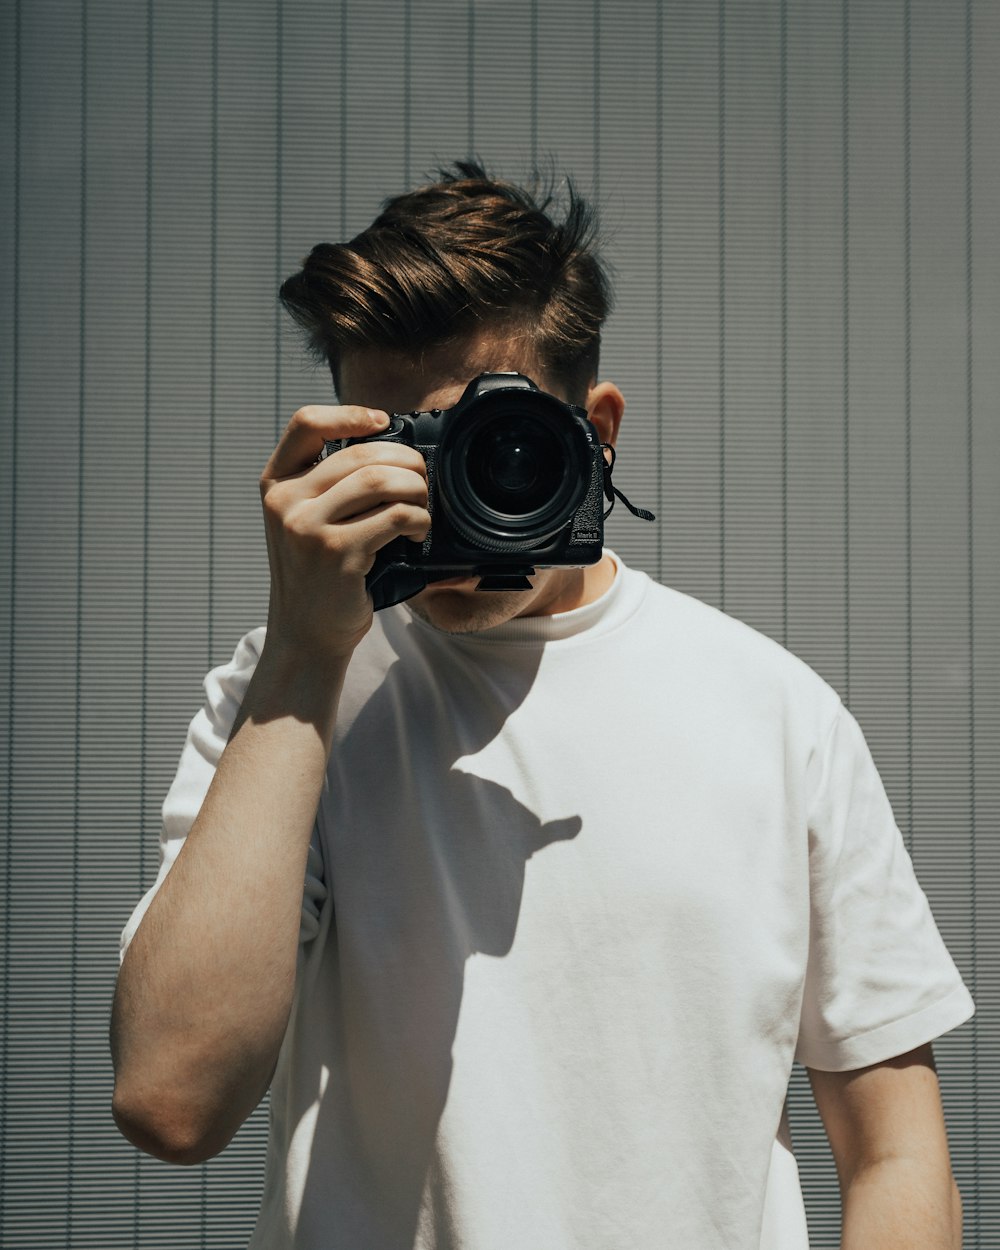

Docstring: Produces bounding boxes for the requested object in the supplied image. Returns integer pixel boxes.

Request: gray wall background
[1,0,998,1246]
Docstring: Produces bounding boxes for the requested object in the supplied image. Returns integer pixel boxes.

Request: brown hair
[279,159,613,403]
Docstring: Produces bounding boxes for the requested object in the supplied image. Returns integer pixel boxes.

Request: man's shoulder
[630,567,842,715]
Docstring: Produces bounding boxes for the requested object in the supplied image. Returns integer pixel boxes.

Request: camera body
[330,372,606,610]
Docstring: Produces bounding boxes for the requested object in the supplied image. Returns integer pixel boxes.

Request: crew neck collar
[401,550,645,646]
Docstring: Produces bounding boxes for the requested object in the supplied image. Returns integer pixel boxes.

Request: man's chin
[405,585,533,634]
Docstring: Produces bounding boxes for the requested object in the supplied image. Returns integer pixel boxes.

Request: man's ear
[585,380,625,450]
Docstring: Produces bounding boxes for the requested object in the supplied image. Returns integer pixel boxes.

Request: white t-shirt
[121,552,975,1250]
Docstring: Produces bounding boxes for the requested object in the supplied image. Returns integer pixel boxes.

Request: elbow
[111,1081,231,1166]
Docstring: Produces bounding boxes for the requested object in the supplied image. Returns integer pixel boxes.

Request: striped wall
[1,0,997,1245]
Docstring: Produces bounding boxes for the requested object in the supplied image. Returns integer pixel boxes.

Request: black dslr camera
[328,372,653,611]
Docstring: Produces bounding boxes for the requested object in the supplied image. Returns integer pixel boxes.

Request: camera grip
[365,552,428,611]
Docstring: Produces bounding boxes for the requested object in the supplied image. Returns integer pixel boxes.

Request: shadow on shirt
[284,612,581,1248]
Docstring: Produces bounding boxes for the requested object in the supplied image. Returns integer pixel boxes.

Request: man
[111,160,974,1249]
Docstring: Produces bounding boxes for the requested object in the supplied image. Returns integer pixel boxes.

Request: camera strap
[601,445,656,522]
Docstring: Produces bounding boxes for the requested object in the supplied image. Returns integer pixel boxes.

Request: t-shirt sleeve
[119,626,328,962]
[794,699,975,1071]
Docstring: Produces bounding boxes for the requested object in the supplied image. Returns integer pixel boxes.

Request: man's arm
[111,649,348,1163]
[807,1042,963,1249]
[110,403,431,1164]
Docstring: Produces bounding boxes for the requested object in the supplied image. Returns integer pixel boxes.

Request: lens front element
[465,417,565,516]
[439,393,592,552]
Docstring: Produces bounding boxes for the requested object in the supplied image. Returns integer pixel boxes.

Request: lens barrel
[438,391,592,552]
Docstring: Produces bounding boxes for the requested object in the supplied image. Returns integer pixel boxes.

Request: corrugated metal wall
[1,0,996,1245]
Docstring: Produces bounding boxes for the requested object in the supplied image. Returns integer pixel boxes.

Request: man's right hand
[259,405,431,663]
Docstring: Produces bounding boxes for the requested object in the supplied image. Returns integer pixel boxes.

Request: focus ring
[444,517,544,553]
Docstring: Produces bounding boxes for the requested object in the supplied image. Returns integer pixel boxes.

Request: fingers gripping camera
[326,373,653,611]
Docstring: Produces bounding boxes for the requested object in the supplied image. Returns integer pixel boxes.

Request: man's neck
[514,554,617,619]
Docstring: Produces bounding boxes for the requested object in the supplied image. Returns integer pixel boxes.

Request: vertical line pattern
[138,0,153,1237]
[205,1,219,1236]
[67,5,87,1238]
[403,0,410,186]
[467,0,474,156]
[655,0,663,580]
[209,0,218,675]
[964,0,979,1227]
[593,0,599,203]
[842,0,850,705]
[530,0,538,169]
[0,3,990,1243]
[779,0,788,649]
[1,0,19,1224]
[275,0,283,443]
[340,0,347,237]
[718,0,726,611]
[903,0,913,858]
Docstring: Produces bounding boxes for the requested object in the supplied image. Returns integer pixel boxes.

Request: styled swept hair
[279,158,613,402]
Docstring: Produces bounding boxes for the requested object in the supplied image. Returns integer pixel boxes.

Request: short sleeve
[794,700,975,1071]
[119,626,328,961]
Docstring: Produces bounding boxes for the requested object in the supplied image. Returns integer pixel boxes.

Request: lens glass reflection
[464,417,565,517]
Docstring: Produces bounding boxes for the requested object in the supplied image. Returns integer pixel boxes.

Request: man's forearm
[841,1156,962,1250]
[111,644,349,1164]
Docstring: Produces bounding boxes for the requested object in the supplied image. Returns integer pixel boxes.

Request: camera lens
[465,418,564,516]
[438,392,593,551]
